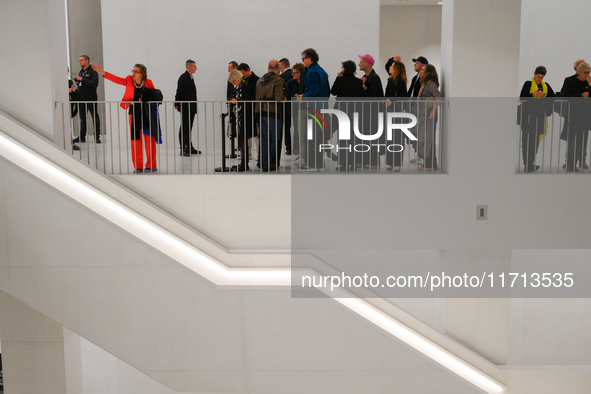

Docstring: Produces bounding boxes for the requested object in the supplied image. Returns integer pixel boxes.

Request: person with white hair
[560,61,591,172]
[561,59,590,169]
[228,69,251,172]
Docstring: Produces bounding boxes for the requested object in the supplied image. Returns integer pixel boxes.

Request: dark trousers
[305,130,325,169]
[239,135,250,168]
[79,102,100,140]
[566,131,589,169]
[179,110,196,150]
[385,129,405,167]
[521,121,542,170]
[261,117,282,170]
[355,105,382,167]
[284,106,292,153]
[291,106,300,155]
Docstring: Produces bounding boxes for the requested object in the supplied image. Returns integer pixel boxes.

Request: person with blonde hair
[228,69,250,172]
[93,63,162,173]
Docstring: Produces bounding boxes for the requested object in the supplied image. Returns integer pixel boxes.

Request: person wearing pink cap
[358,54,384,169]
[358,54,383,98]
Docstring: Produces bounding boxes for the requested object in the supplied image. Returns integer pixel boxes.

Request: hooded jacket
[255,71,284,119]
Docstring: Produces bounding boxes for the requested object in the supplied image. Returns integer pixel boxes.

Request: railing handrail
[57,98,451,104]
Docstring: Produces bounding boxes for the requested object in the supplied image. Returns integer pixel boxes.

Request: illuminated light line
[334,296,505,393]
[0,130,506,393]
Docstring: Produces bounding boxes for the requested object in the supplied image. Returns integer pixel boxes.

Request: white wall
[0,0,68,140]
[519,0,591,93]
[379,5,442,89]
[99,0,380,103]
[0,292,67,394]
[68,0,106,101]
[442,0,521,97]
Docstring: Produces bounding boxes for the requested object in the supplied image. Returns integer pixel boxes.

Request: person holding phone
[519,66,556,172]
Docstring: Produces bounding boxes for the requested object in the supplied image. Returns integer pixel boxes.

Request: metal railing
[55,99,446,175]
[517,98,591,173]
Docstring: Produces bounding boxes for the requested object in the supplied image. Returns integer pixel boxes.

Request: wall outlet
[477,205,487,220]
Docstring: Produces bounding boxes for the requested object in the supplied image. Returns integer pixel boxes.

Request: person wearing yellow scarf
[519,66,556,172]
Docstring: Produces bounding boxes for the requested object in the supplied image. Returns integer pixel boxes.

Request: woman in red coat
[92,63,161,173]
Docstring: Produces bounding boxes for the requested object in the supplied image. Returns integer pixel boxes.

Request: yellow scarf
[529,78,548,142]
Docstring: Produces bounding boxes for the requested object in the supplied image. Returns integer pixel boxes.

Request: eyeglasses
[132,70,140,74]
[301,57,308,61]
[583,71,591,75]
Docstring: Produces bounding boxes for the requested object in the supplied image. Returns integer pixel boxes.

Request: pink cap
[358,54,375,65]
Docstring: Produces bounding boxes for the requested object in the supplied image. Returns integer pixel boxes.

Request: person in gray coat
[416,64,442,171]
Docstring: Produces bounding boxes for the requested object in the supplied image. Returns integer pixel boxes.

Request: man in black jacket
[227,61,239,146]
[409,56,428,98]
[74,55,101,143]
[237,63,259,169]
[279,58,293,156]
[175,60,200,156]
[358,54,384,168]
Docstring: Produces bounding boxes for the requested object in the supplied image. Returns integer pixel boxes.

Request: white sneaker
[410,156,418,163]
[364,164,378,169]
[299,165,316,172]
[393,166,401,172]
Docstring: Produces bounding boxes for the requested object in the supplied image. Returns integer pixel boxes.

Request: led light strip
[0,130,506,393]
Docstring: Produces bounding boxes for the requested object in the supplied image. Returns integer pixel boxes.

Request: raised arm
[92,63,127,86]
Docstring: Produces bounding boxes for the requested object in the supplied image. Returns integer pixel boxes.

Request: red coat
[104,72,156,109]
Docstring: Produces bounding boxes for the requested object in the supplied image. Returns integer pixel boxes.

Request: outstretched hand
[92,63,105,76]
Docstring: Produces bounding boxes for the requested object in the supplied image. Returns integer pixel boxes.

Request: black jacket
[286,78,300,99]
[240,73,259,137]
[77,66,99,100]
[519,80,555,120]
[409,73,421,98]
[175,71,197,113]
[68,80,79,118]
[331,75,364,98]
[384,76,408,98]
[560,75,591,139]
[280,69,293,84]
[297,68,307,95]
[362,69,384,98]
[385,57,395,74]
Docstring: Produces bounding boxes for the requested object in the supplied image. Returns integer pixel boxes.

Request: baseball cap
[412,56,429,65]
[358,54,375,65]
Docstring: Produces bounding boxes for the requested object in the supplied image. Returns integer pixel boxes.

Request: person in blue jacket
[299,48,330,171]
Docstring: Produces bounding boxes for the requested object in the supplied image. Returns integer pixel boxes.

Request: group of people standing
[69,56,200,173]
[227,49,443,173]
[68,50,444,174]
[519,59,591,173]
